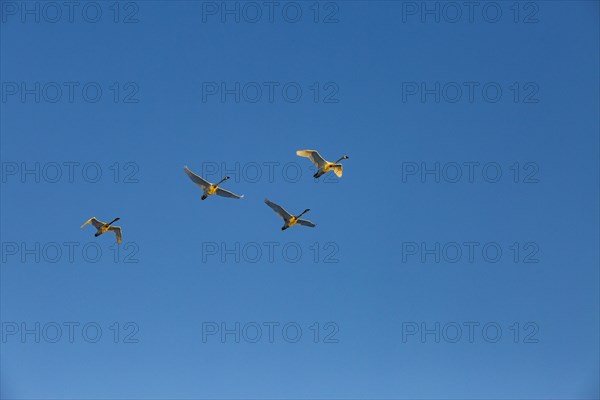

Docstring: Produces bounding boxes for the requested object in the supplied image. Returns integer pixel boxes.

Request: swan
[296,150,349,178]
[81,217,122,244]
[264,198,316,230]
[184,166,244,200]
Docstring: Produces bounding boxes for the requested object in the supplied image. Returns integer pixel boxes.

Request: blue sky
[1,1,599,399]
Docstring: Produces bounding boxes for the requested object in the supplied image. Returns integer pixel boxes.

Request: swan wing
[331,164,343,177]
[107,226,123,244]
[296,150,328,168]
[216,187,244,199]
[81,217,104,229]
[264,198,292,221]
[184,166,211,190]
[297,219,316,228]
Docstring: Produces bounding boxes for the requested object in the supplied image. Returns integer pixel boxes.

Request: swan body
[264,198,316,230]
[81,217,122,244]
[296,150,349,178]
[184,166,244,200]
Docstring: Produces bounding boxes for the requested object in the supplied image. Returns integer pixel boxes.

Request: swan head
[343,155,349,159]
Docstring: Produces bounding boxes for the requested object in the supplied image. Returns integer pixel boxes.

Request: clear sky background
[1,1,599,399]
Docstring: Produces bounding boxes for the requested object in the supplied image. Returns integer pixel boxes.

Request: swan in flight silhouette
[184,166,244,200]
[81,217,122,244]
[296,150,349,178]
[264,198,316,230]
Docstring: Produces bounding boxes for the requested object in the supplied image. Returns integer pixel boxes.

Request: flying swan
[184,166,244,200]
[296,150,349,178]
[264,198,316,230]
[81,217,123,244]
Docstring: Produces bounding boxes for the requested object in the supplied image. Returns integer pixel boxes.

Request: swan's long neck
[334,156,346,164]
[215,177,228,186]
[296,209,309,219]
[107,218,120,226]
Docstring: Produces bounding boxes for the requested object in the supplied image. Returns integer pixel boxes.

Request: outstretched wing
[331,164,343,177]
[296,150,328,169]
[81,217,105,229]
[216,187,244,199]
[297,219,317,228]
[264,198,292,222]
[184,166,211,190]
[107,226,123,244]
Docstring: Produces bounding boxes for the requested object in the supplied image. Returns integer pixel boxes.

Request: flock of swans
[81,149,350,242]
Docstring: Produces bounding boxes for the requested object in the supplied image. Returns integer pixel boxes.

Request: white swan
[184,166,244,200]
[296,150,349,178]
[264,198,316,230]
[81,217,122,244]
